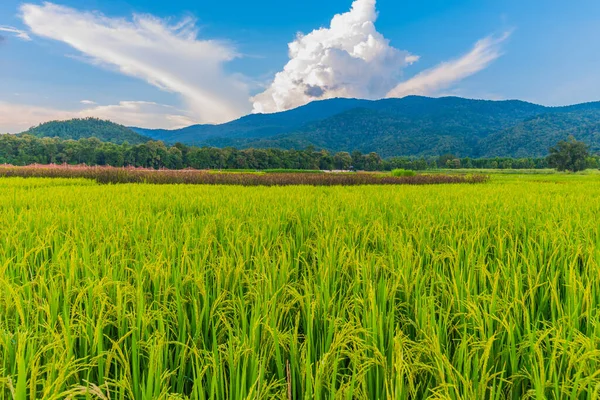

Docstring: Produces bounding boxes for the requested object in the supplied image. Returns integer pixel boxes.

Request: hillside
[133,97,552,156]
[478,110,600,157]
[24,118,151,145]
[26,97,600,157]
[133,96,600,157]
[221,97,553,157]
[132,98,372,144]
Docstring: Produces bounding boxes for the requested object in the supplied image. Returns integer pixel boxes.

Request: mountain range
[24,96,600,158]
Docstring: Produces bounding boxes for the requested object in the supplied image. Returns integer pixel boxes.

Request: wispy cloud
[252,0,418,113]
[0,25,32,41]
[0,101,198,133]
[7,1,511,129]
[85,101,197,128]
[20,2,251,124]
[386,32,512,98]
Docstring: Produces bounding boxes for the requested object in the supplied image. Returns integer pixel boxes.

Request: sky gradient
[0,0,599,132]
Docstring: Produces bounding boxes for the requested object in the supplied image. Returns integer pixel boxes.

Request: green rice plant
[0,175,599,399]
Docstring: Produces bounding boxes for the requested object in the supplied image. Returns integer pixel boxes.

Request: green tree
[318,150,334,170]
[351,151,364,170]
[437,154,457,168]
[166,147,184,169]
[445,158,461,169]
[586,156,600,169]
[333,152,353,170]
[547,136,589,172]
[364,152,383,171]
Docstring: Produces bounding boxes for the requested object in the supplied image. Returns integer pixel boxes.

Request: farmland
[1,173,600,399]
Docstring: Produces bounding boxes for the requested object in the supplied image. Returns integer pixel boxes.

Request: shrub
[391,169,416,177]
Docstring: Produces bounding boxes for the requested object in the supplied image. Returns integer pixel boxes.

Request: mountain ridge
[20,96,600,158]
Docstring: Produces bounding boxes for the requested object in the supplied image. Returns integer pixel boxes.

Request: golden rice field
[1,174,600,399]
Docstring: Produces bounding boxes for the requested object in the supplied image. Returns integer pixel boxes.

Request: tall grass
[1,176,600,399]
[262,169,324,174]
[0,165,488,186]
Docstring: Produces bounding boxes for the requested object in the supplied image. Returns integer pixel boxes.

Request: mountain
[132,98,373,144]
[24,118,151,145]
[217,97,553,157]
[478,109,600,157]
[133,97,550,153]
[25,97,600,158]
[132,96,600,157]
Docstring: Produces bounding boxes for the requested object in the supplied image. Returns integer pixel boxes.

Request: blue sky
[0,0,599,132]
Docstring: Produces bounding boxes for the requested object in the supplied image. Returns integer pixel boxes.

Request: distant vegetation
[24,117,151,144]
[14,97,600,159]
[2,134,600,171]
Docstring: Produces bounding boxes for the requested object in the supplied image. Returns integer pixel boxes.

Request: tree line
[1,134,598,171]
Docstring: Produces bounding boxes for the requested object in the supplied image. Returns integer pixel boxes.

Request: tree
[318,150,334,170]
[547,136,589,172]
[364,152,383,171]
[437,154,457,168]
[333,152,352,170]
[166,147,184,169]
[351,151,364,170]
[446,158,461,169]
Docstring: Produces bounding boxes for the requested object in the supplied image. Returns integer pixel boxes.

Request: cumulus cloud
[20,2,250,123]
[251,0,418,114]
[0,101,197,133]
[252,0,511,113]
[0,25,32,41]
[9,0,511,128]
[386,32,511,98]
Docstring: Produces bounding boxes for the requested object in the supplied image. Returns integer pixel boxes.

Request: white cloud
[0,25,32,41]
[251,0,418,114]
[20,2,251,124]
[83,101,197,129]
[252,0,511,113]
[0,103,71,133]
[386,32,511,98]
[9,0,511,129]
[0,101,197,133]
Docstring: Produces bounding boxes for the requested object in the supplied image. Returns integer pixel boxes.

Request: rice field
[1,174,600,399]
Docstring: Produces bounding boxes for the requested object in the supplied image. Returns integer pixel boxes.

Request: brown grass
[0,164,489,186]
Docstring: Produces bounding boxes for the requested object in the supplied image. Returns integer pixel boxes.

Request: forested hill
[133,96,600,157]
[19,97,600,157]
[23,118,151,145]
[477,110,600,157]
